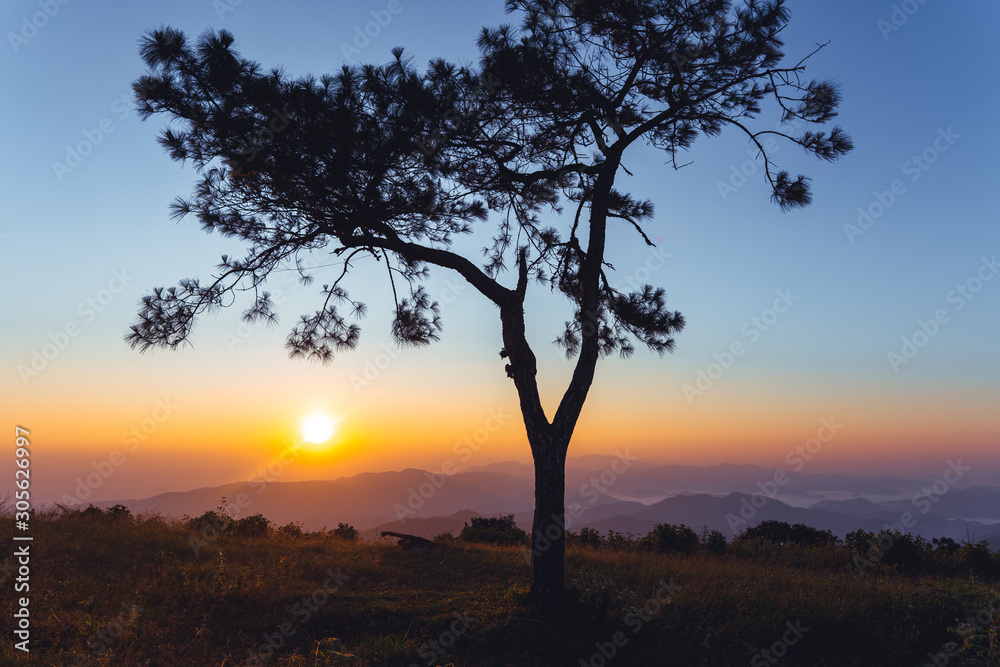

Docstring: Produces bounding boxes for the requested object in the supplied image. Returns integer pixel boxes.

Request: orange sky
[9,333,997,506]
[3,0,998,507]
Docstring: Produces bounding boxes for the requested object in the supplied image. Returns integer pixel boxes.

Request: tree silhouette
[127,0,851,608]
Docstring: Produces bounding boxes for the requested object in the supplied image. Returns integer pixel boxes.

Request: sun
[300,412,338,446]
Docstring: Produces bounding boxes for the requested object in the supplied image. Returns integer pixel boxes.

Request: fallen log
[380,531,436,551]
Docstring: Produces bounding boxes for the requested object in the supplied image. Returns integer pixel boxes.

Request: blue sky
[2,0,998,503]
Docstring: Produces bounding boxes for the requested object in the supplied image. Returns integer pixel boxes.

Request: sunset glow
[299,412,338,447]
[1,0,997,509]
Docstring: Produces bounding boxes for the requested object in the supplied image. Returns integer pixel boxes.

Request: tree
[127,0,851,608]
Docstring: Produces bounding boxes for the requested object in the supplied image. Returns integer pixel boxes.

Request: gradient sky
[2,0,998,505]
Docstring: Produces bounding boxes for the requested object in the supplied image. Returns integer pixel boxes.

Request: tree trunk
[529,439,568,609]
[500,155,621,609]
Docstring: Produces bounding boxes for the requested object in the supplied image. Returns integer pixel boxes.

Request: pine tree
[127,0,851,608]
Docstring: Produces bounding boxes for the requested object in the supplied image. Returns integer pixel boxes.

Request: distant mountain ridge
[89,456,1000,548]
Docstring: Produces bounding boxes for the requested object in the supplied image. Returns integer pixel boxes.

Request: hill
[91,465,1000,545]
[3,509,997,666]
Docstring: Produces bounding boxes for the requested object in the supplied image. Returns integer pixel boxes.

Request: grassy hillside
[2,509,998,666]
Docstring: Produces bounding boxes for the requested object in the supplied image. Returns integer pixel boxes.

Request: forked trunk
[501,157,618,608]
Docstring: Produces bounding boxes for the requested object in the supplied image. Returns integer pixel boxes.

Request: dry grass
[1,511,997,666]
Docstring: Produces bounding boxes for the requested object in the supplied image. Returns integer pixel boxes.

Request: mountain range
[88,455,1000,549]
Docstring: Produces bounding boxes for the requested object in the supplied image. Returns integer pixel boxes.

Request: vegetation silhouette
[4,505,998,665]
[126,0,852,608]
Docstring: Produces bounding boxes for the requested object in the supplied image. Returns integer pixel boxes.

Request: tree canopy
[127,0,849,364]
[127,0,851,604]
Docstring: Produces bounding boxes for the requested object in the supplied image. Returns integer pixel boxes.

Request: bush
[845,529,876,557]
[739,521,837,547]
[957,541,998,579]
[645,523,699,554]
[877,530,929,574]
[278,522,304,538]
[605,530,641,551]
[106,504,133,522]
[230,513,272,537]
[332,522,359,541]
[850,530,929,575]
[701,528,728,555]
[187,510,231,533]
[569,570,637,617]
[575,527,603,549]
[459,515,528,545]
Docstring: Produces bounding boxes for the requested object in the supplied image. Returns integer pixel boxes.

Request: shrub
[739,520,837,547]
[957,541,998,579]
[230,513,272,537]
[459,515,528,545]
[645,523,700,554]
[845,529,877,557]
[187,510,230,533]
[569,570,637,617]
[278,522,304,538]
[332,522,359,541]
[701,528,728,555]
[871,530,930,574]
[576,527,603,549]
[106,504,133,522]
[605,530,641,551]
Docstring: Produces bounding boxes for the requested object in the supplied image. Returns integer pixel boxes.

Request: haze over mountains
[90,454,1000,549]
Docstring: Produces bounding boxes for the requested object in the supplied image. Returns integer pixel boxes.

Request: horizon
[4,0,999,510]
[45,451,1000,511]
[48,451,1000,554]
[25,441,1000,508]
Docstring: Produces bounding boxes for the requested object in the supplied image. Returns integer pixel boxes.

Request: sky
[2,0,998,506]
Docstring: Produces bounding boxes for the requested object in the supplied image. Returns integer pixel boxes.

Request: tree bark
[498,157,622,609]
[529,431,569,608]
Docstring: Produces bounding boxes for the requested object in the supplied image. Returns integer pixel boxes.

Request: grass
[1,510,998,666]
